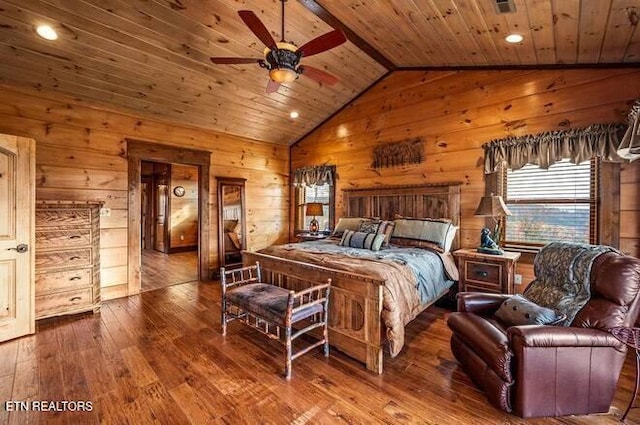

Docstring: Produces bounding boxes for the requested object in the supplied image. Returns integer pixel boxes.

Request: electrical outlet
[100,208,111,217]
[514,274,522,285]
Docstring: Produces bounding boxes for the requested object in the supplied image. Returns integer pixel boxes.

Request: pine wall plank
[292,69,640,288]
[0,85,290,300]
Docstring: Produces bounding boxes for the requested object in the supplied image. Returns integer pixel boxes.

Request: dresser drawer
[465,261,501,285]
[36,229,92,250]
[36,288,93,317]
[35,208,91,228]
[36,268,93,295]
[464,282,502,294]
[36,248,92,269]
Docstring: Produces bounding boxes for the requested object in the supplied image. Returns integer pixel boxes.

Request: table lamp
[474,194,512,255]
[305,202,324,234]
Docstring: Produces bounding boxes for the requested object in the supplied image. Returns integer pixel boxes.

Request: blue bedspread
[274,239,454,304]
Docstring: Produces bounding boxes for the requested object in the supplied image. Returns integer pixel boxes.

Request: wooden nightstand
[296,233,329,242]
[453,248,521,294]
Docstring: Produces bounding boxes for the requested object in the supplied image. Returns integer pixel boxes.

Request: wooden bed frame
[243,182,461,374]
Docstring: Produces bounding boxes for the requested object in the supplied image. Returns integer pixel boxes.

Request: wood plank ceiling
[0,0,638,146]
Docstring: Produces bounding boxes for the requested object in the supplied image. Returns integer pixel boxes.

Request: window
[295,184,335,233]
[501,158,599,248]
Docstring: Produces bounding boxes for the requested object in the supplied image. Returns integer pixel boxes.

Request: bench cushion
[226,283,323,326]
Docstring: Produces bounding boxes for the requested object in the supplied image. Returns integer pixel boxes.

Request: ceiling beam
[297,0,396,71]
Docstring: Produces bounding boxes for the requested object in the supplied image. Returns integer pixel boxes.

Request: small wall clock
[173,186,186,197]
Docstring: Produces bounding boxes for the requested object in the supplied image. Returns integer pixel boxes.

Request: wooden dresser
[35,201,102,319]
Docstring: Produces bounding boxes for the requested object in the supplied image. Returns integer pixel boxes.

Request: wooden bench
[220,262,331,379]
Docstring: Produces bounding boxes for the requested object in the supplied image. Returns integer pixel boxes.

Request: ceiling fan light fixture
[505,33,524,43]
[269,67,298,83]
[290,111,299,119]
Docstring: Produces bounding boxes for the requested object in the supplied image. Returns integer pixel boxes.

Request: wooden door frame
[127,139,211,295]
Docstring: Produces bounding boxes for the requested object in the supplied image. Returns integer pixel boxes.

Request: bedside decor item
[173,185,186,197]
[371,138,424,169]
[474,194,511,255]
[618,98,640,161]
[305,202,324,234]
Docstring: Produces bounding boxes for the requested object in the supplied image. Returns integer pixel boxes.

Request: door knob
[8,244,29,253]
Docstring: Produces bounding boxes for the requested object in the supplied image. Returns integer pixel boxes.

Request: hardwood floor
[2,281,639,424]
[141,250,198,292]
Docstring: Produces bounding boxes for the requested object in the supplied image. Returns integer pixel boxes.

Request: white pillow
[392,218,453,250]
[443,225,458,252]
[332,217,370,238]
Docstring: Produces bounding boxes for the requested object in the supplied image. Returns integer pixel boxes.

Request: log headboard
[342,182,462,250]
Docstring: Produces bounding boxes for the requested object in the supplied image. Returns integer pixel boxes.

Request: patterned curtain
[483,123,625,174]
[618,99,640,161]
[292,165,335,187]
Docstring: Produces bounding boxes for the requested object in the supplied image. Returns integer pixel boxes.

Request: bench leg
[323,313,329,357]
[221,298,227,336]
[285,325,292,380]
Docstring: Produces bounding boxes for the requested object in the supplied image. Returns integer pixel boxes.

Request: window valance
[292,165,335,187]
[483,123,625,174]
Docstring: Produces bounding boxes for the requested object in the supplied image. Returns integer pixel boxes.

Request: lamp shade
[305,202,324,216]
[474,195,512,217]
[618,99,640,162]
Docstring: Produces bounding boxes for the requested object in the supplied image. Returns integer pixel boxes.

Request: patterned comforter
[259,239,458,357]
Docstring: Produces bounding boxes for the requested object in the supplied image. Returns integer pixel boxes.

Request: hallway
[141,250,198,292]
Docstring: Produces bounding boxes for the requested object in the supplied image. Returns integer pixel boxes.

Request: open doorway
[127,139,211,296]
[140,161,199,291]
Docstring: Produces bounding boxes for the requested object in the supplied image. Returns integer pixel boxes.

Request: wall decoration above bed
[371,137,424,169]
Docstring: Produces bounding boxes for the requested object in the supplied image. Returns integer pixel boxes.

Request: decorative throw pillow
[331,217,364,238]
[495,294,565,326]
[376,220,395,247]
[391,218,453,250]
[339,230,385,251]
[359,220,380,234]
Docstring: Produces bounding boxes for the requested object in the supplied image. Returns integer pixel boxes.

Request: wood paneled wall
[170,164,198,250]
[0,85,289,300]
[292,69,640,288]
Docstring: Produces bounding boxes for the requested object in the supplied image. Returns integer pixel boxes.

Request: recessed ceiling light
[36,25,58,41]
[290,111,299,119]
[505,34,523,44]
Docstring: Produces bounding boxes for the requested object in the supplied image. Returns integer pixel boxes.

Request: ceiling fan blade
[299,66,339,85]
[210,57,261,64]
[238,10,277,49]
[266,79,281,94]
[296,29,346,57]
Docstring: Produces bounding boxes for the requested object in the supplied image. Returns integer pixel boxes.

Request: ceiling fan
[210,0,346,94]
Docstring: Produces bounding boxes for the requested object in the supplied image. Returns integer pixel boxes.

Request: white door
[0,133,35,342]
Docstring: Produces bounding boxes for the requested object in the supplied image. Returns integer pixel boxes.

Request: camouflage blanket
[524,242,619,325]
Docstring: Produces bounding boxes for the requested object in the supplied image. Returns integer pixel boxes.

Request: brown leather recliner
[447,251,640,418]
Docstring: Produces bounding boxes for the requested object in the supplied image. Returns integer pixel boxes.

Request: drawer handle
[475,270,489,278]
[70,296,82,302]
[69,235,82,239]
[69,276,82,281]
[69,256,81,261]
